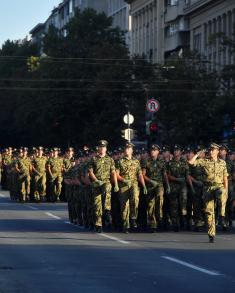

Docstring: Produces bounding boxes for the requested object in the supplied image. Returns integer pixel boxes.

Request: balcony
[164,31,190,53]
[184,0,217,15]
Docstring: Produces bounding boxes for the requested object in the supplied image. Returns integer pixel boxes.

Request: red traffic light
[150,122,158,132]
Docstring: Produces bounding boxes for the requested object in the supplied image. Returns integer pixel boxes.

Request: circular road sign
[146,99,160,113]
[123,113,134,125]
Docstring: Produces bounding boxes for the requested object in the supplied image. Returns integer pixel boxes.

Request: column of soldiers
[0,146,75,203]
[0,141,235,242]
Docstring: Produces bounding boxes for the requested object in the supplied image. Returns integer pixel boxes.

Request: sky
[0,0,62,47]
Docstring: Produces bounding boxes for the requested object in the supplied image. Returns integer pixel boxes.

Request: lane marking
[0,193,8,198]
[45,212,62,220]
[27,205,39,211]
[100,233,130,245]
[162,256,222,276]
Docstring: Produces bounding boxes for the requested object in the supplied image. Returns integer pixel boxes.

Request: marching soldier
[116,142,147,233]
[88,140,119,233]
[15,148,32,202]
[46,148,64,202]
[142,144,170,232]
[189,143,228,243]
[168,145,190,232]
[31,147,47,202]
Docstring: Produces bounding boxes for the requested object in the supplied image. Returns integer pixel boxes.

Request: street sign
[146,99,160,113]
[123,113,134,125]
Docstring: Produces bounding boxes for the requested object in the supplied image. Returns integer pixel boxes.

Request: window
[193,33,201,52]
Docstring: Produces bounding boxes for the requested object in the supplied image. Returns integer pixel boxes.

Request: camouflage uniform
[46,157,64,201]
[193,158,228,237]
[142,157,166,229]
[225,159,235,225]
[189,163,205,228]
[88,155,115,227]
[168,158,189,228]
[15,157,31,202]
[31,156,47,201]
[116,157,141,229]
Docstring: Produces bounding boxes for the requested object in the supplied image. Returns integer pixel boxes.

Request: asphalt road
[0,190,235,293]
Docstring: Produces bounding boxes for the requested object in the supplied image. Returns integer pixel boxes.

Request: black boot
[209,235,215,243]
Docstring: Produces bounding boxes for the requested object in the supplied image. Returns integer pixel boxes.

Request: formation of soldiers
[0,141,235,243]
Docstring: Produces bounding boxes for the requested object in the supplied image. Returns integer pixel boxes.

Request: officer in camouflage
[189,143,228,243]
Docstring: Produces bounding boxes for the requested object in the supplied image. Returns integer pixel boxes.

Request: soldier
[31,147,47,202]
[189,143,228,243]
[46,148,64,202]
[15,148,32,202]
[219,145,235,228]
[168,145,190,232]
[116,142,147,233]
[62,147,75,202]
[187,147,205,231]
[2,147,13,190]
[142,144,170,232]
[88,140,119,233]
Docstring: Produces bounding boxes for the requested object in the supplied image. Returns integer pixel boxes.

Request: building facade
[126,0,165,64]
[107,0,132,52]
[30,0,108,44]
[184,0,235,70]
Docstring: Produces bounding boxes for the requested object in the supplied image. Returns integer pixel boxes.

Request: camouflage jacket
[32,156,47,175]
[194,158,228,185]
[116,157,142,182]
[168,158,189,179]
[88,155,115,182]
[47,157,64,176]
[15,157,31,177]
[142,157,166,183]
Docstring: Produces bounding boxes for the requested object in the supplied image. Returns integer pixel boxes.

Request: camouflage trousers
[203,184,227,237]
[18,175,30,201]
[191,184,204,227]
[169,183,188,226]
[146,184,164,228]
[33,174,46,200]
[92,181,112,227]
[49,175,63,201]
[119,181,139,229]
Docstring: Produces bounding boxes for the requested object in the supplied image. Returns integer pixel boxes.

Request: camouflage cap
[209,143,220,150]
[52,147,59,152]
[67,147,74,152]
[162,145,170,152]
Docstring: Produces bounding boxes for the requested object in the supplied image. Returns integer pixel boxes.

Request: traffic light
[149,122,158,133]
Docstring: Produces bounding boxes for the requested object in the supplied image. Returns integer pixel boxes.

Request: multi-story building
[107,0,132,52]
[125,0,165,64]
[30,0,108,45]
[184,0,235,70]
[164,0,190,58]
[126,0,235,67]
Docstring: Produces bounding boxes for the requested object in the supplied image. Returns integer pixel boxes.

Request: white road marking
[162,256,222,276]
[100,233,130,245]
[27,205,39,211]
[45,212,61,220]
[0,193,8,198]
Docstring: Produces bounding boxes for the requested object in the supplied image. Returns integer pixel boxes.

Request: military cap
[150,144,161,151]
[38,146,44,151]
[209,143,220,150]
[124,142,135,149]
[162,145,170,152]
[220,144,229,152]
[52,147,59,152]
[184,146,195,153]
[21,147,28,152]
[67,147,74,151]
[98,140,108,147]
[173,144,182,151]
